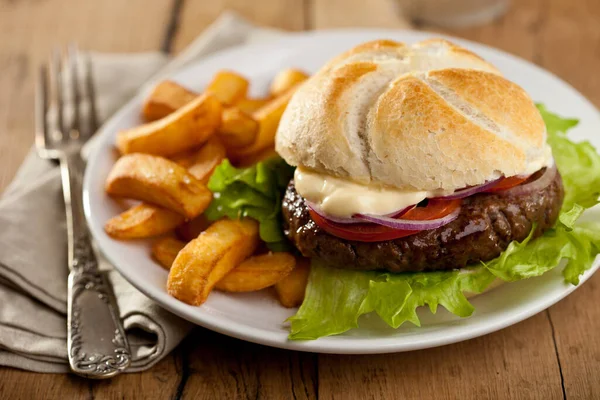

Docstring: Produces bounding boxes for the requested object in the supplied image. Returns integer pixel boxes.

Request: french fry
[275,257,311,308]
[171,137,226,183]
[205,71,249,106]
[167,218,260,305]
[116,93,222,157]
[104,203,185,240]
[218,108,259,148]
[151,237,186,270]
[269,68,309,97]
[235,146,278,168]
[235,97,270,114]
[215,252,296,292]
[229,87,299,158]
[105,154,212,219]
[175,215,210,242]
[142,80,197,121]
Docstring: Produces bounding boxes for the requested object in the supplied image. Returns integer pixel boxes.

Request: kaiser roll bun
[275,39,550,192]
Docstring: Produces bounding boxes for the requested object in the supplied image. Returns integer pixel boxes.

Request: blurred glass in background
[395,0,510,28]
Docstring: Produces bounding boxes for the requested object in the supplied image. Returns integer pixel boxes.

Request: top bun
[275,39,550,192]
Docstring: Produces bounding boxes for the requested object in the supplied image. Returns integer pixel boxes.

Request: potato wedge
[235,97,270,114]
[269,68,309,97]
[151,237,186,270]
[229,87,299,158]
[167,218,260,305]
[116,93,222,157]
[175,215,210,242]
[171,136,226,183]
[205,71,249,106]
[105,154,212,219]
[215,252,296,292]
[142,80,197,121]
[218,108,259,149]
[235,146,278,168]
[104,203,185,240]
[275,257,311,308]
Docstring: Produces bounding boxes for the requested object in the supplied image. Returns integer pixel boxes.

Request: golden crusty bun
[275,39,551,192]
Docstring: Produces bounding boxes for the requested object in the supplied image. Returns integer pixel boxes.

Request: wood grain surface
[0,0,599,399]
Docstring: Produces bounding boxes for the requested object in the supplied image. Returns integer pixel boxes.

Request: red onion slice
[355,205,461,230]
[305,201,416,224]
[499,164,557,196]
[305,201,362,224]
[434,178,502,200]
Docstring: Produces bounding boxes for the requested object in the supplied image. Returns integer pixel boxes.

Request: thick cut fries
[167,218,260,305]
[274,258,311,308]
[171,137,226,183]
[175,215,210,242]
[215,252,296,292]
[142,80,197,121]
[205,71,249,106]
[269,68,309,97]
[105,154,212,219]
[117,93,221,157]
[152,237,186,270]
[235,146,279,168]
[218,108,259,148]
[104,203,184,240]
[235,97,269,114]
[229,87,299,158]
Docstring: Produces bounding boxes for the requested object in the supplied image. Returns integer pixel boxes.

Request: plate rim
[83,28,600,354]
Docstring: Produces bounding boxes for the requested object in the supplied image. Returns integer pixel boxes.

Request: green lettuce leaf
[289,262,495,340]
[289,105,600,339]
[539,104,600,211]
[205,156,294,251]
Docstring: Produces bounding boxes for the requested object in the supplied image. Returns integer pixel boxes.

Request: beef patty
[282,172,564,272]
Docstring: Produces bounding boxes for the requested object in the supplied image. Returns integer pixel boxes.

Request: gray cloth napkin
[0,11,289,373]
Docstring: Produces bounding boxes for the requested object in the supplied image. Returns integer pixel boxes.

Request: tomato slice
[308,199,462,242]
[484,175,531,193]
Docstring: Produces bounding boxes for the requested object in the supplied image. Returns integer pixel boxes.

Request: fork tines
[35,45,98,158]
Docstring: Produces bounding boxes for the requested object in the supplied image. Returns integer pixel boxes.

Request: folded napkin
[0,11,290,373]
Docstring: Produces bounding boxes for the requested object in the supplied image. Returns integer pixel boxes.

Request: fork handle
[60,151,132,378]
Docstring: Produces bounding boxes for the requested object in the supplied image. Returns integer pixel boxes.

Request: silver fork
[35,46,131,379]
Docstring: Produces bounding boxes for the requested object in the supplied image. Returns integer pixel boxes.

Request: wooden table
[1,0,599,398]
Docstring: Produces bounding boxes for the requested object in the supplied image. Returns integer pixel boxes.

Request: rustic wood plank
[0,0,181,395]
[0,0,597,399]
[318,313,563,400]
[547,273,600,399]
[167,4,315,398]
[179,328,317,400]
[536,1,600,395]
[0,369,90,399]
[444,0,600,397]
[437,0,600,107]
[0,0,174,192]
[310,0,412,29]
[90,351,183,399]
[172,0,306,53]
[310,0,567,398]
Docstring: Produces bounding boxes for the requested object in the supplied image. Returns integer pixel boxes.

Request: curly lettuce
[289,105,600,340]
[205,156,294,251]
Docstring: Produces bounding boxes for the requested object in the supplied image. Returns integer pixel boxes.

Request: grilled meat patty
[282,172,564,273]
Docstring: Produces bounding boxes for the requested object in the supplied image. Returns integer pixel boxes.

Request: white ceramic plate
[83,30,600,354]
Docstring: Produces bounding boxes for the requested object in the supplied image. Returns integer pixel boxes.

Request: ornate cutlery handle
[62,152,131,378]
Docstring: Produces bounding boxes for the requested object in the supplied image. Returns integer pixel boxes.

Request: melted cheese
[294,168,446,218]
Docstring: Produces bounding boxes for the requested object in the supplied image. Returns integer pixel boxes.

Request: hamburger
[276,39,562,274]
[206,39,600,339]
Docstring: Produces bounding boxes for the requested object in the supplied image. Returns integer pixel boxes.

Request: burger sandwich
[207,39,600,339]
